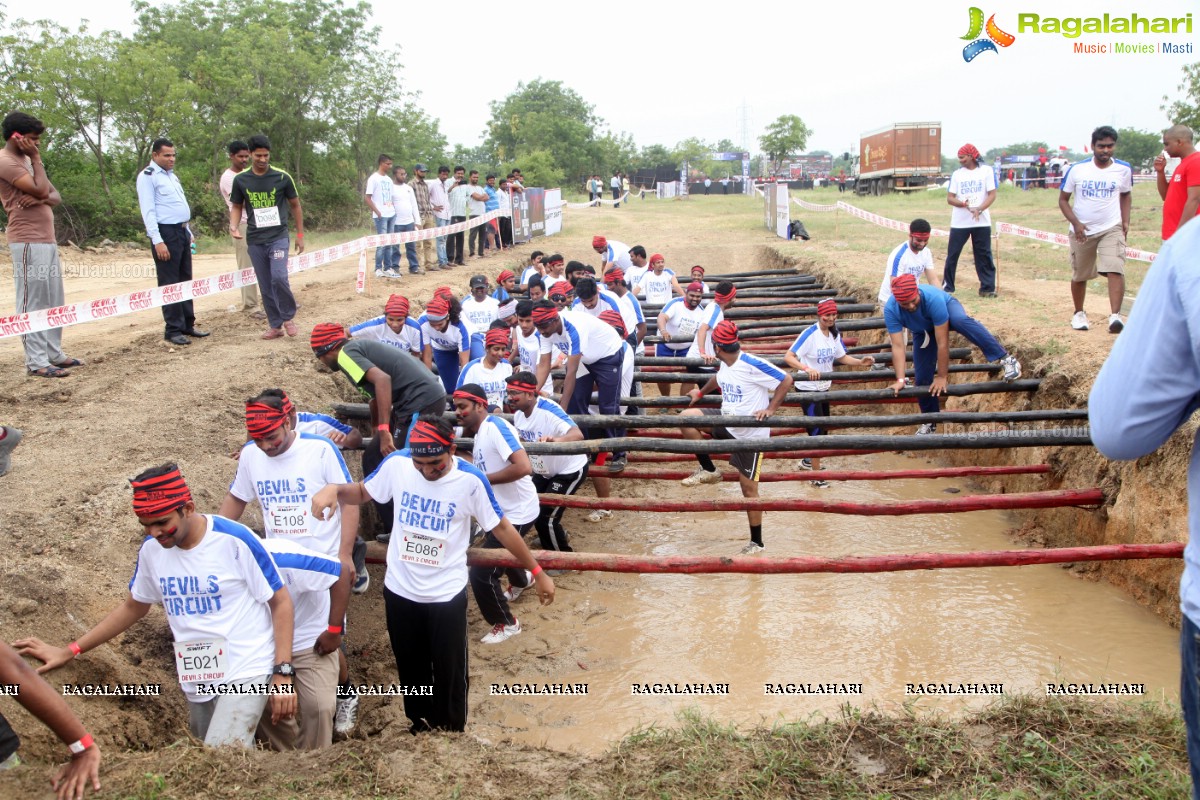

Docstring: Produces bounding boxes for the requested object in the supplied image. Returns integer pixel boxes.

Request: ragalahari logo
[961,7,1016,61]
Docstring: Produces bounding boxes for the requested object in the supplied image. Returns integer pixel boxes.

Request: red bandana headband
[425,296,450,320]
[407,420,454,456]
[605,267,624,283]
[506,378,540,395]
[310,322,347,354]
[816,299,838,316]
[531,304,559,325]
[891,274,920,303]
[958,143,980,160]
[686,281,704,294]
[690,265,705,276]
[130,467,193,518]
[484,328,510,348]
[245,394,295,439]
[592,235,607,250]
[711,320,739,345]
[910,232,931,242]
[714,286,736,304]
[497,269,515,283]
[599,309,626,337]
[452,387,487,406]
[384,294,410,317]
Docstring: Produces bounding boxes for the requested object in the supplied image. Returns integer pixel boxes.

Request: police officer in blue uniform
[136,138,210,345]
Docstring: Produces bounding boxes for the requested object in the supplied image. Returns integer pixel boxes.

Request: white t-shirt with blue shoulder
[350,315,424,355]
[788,324,847,391]
[716,353,788,439]
[1061,158,1132,236]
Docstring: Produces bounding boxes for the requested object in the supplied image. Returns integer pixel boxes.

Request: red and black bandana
[130,467,192,518]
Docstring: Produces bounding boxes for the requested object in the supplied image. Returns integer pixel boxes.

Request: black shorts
[702,408,763,480]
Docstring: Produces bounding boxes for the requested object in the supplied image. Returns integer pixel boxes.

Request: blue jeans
[469,332,485,360]
[431,347,462,396]
[373,216,396,271]
[435,217,450,265]
[396,222,420,272]
[1182,614,1200,799]
[910,296,1006,414]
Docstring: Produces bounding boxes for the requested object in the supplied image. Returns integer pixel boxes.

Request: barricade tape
[564,191,631,209]
[787,196,1157,263]
[0,212,502,339]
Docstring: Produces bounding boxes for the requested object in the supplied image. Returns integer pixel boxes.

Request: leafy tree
[636,143,675,170]
[1163,62,1200,131]
[759,115,811,173]
[982,142,1049,161]
[1114,128,1162,171]
[484,79,602,182]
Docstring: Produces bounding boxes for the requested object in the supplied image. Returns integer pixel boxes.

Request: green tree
[982,142,1049,161]
[1163,62,1200,131]
[636,144,675,170]
[1114,128,1162,171]
[484,79,602,182]
[759,115,811,174]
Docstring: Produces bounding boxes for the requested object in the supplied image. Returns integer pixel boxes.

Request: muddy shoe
[739,542,765,555]
[1001,355,1022,382]
[586,509,612,523]
[915,423,937,435]
[810,479,831,489]
[481,619,521,644]
[681,467,721,486]
[334,691,359,735]
[503,572,532,602]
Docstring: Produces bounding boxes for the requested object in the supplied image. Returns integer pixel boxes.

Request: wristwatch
[272,662,295,677]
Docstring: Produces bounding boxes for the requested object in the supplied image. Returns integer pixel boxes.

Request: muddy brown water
[467,452,1180,754]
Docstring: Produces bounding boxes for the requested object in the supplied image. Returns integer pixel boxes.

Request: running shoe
[334,692,359,735]
[915,423,937,435]
[811,479,831,489]
[481,619,522,644]
[503,572,532,602]
[352,570,370,595]
[798,458,813,471]
[739,542,765,555]
[681,467,721,486]
[1001,355,1022,382]
[1071,311,1089,331]
[586,508,612,523]
[1108,314,1124,334]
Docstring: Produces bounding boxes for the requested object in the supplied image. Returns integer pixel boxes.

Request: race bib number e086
[400,528,447,568]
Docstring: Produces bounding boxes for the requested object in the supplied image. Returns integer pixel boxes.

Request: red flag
[1038,147,1046,153]
[1058,145,1068,151]
[1083,144,1089,153]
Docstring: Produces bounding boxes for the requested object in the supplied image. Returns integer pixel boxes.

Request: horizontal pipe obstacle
[702,268,802,280]
[560,409,1087,430]
[628,450,888,463]
[596,464,1052,482]
[630,364,1000,383]
[601,379,1045,408]
[535,489,1104,515]
[464,543,1184,575]
[633,348,974,367]
[520,429,1091,456]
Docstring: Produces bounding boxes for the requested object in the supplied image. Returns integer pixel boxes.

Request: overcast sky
[16,0,1196,158]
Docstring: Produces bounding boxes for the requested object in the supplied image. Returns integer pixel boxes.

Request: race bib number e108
[269,504,310,536]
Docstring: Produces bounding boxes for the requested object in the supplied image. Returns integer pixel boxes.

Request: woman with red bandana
[944,143,998,297]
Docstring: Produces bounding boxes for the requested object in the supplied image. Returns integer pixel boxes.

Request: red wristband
[68,734,93,755]
[68,642,82,657]
[327,624,343,634]
[377,424,389,432]
[530,564,543,577]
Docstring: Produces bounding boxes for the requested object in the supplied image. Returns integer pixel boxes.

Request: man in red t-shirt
[1155,124,1200,240]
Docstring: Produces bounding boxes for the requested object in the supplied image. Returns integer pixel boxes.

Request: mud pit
[0,198,1186,794]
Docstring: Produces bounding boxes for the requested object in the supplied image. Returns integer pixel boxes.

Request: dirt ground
[0,193,1188,798]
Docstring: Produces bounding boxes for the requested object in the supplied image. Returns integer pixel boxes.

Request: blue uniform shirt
[136,161,191,245]
[883,284,951,335]
[1089,220,1200,625]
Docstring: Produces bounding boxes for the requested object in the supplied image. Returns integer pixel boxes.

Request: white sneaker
[503,572,532,602]
[915,423,937,435]
[1108,314,1124,334]
[586,508,612,522]
[374,269,384,278]
[481,619,521,644]
[334,692,359,735]
[381,269,403,279]
[739,542,765,555]
[681,467,721,486]
[1001,354,1022,382]
[1071,311,1089,331]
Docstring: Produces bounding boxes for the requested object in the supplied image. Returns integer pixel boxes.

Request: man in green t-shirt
[230,135,305,340]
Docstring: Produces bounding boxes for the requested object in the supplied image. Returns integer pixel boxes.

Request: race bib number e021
[400,528,447,568]
[254,205,281,227]
[175,639,228,685]
[268,504,310,536]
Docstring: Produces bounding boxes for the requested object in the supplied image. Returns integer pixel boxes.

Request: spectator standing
[410,164,437,271]
[447,167,469,266]
[611,171,621,208]
[465,171,490,258]
[219,140,264,315]
[229,135,304,339]
[365,154,399,278]
[0,112,83,376]
[392,166,422,275]
[1155,124,1200,241]
[137,137,209,346]
[429,166,451,269]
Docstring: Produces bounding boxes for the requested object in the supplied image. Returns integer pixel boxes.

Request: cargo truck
[853,122,943,195]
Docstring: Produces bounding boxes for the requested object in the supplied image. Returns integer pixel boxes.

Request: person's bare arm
[888,331,908,396]
[265,588,296,724]
[13,598,151,674]
[216,493,248,521]
[488,449,532,485]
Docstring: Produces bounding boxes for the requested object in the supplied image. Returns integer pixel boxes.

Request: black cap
[469,275,488,288]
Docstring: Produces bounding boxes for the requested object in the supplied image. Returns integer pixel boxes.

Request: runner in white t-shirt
[533,303,625,428]
[513,300,554,395]
[944,143,998,296]
[506,373,590,552]
[601,267,647,345]
[519,251,545,292]
[258,538,341,751]
[686,265,711,295]
[783,300,875,485]
[592,234,632,278]
[634,254,683,306]
[311,416,553,732]
[1058,126,1132,333]
[678,321,793,554]
[455,327,514,409]
[460,276,501,358]
[453,384,541,643]
[350,293,424,356]
[15,465,297,748]
[656,282,710,399]
[878,220,938,304]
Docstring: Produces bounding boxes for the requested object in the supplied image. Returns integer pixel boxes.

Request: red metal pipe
[630,449,888,462]
[537,488,1105,515]
[595,465,1052,482]
[462,543,1184,574]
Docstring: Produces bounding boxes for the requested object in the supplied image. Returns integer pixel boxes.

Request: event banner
[510,188,531,243]
[525,188,546,238]
[544,189,563,237]
[765,184,790,238]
